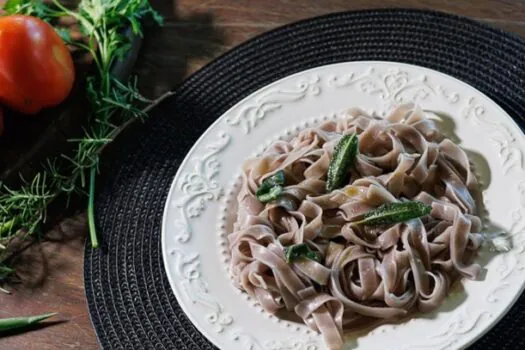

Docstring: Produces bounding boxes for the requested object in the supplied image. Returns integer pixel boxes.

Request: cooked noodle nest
[228,104,484,350]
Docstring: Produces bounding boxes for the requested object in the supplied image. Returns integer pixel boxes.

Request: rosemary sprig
[0,0,162,260]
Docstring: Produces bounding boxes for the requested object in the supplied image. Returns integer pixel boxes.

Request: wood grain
[1,1,525,349]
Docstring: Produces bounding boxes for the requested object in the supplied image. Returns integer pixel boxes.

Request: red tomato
[0,15,75,115]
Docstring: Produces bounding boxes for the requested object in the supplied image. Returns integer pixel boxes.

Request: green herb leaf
[0,219,16,237]
[326,133,359,192]
[3,0,24,13]
[256,185,283,203]
[256,170,285,203]
[262,170,285,188]
[0,312,57,332]
[3,0,56,22]
[284,243,321,263]
[355,201,432,226]
[0,265,14,281]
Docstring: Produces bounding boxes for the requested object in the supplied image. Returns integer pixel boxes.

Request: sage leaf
[257,186,283,203]
[256,170,285,203]
[284,243,321,263]
[355,201,432,226]
[326,133,359,192]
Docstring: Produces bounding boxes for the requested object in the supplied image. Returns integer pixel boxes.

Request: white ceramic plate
[161,61,525,350]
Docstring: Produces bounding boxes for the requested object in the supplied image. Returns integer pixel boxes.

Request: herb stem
[0,312,57,332]
[97,89,176,154]
[50,0,68,13]
[87,167,99,248]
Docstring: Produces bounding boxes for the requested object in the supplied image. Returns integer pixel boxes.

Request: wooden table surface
[2,0,525,349]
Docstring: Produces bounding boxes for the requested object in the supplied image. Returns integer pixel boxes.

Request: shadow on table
[5,214,87,289]
[135,0,226,98]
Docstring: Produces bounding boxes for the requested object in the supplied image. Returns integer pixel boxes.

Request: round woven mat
[84,8,525,349]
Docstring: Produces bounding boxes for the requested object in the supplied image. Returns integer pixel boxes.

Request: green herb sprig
[3,0,67,22]
[354,201,432,226]
[0,0,162,263]
[326,133,359,192]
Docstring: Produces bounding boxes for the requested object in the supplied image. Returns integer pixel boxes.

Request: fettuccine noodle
[228,104,482,349]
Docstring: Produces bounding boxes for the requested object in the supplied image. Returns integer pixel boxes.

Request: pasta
[227,104,483,349]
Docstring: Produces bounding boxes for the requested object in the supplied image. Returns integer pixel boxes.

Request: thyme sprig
[0,0,162,266]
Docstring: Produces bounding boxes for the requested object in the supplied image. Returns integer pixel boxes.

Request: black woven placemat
[84,8,525,350]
